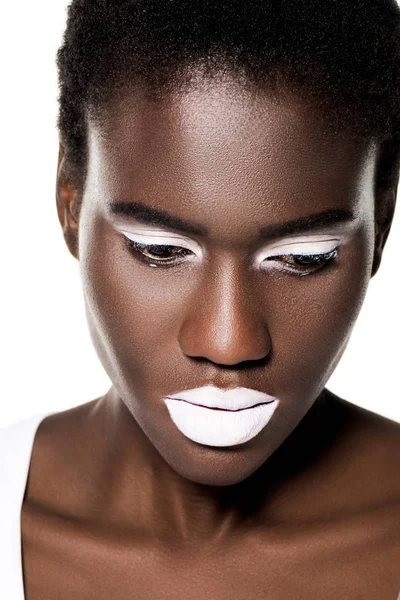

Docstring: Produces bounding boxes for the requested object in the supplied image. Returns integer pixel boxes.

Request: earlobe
[56,144,80,260]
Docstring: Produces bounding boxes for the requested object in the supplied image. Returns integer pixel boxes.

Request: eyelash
[124,238,339,276]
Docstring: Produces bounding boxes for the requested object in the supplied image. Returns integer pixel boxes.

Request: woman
[1,0,399,597]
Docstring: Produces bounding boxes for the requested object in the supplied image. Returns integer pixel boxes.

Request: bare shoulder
[34,397,99,448]
[324,389,400,503]
[25,397,101,509]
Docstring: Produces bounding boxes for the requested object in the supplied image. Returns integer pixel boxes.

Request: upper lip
[165,385,277,411]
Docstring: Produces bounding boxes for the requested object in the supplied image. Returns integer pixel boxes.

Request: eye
[263,249,338,276]
[124,239,194,267]
[123,232,339,275]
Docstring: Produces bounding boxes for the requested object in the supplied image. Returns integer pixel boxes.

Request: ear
[370,138,399,278]
[370,187,397,278]
[56,143,81,260]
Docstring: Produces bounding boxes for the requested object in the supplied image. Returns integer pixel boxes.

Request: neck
[82,385,342,547]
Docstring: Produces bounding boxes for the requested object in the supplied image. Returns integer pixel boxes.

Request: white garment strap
[0,412,56,600]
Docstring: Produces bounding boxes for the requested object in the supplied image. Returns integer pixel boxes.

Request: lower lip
[163,398,280,447]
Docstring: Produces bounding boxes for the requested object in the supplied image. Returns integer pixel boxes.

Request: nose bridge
[178,257,272,365]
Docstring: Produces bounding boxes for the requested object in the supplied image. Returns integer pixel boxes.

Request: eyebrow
[109,201,355,239]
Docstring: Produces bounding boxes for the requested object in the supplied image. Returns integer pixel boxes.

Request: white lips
[166,385,277,411]
[163,385,280,447]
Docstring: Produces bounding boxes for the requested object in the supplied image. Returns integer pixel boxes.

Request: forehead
[85,79,377,235]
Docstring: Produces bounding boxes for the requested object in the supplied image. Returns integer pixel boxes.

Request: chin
[159,434,276,487]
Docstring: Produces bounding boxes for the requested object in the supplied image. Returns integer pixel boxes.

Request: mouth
[163,396,281,447]
[165,386,278,412]
[185,400,271,412]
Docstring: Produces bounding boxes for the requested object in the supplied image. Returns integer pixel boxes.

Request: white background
[0,1,399,427]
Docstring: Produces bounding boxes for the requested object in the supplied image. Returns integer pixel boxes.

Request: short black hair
[56,0,400,198]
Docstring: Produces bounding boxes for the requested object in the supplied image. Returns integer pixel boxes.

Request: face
[60,79,380,486]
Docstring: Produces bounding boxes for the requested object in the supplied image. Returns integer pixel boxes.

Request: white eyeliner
[255,238,340,260]
[120,230,203,255]
[120,228,343,261]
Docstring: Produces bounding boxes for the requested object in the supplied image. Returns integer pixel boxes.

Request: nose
[178,258,272,366]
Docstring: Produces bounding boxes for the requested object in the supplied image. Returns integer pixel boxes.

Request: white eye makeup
[119,227,204,265]
[118,226,346,276]
[252,236,342,276]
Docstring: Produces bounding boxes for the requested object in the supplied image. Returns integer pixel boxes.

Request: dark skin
[21,78,400,598]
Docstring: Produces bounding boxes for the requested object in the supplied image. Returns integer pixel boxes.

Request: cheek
[268,232,373,387]
[79,227,188,380]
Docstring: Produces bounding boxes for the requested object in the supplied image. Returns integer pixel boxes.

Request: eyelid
[262,238,341,257]
[120,228,342,260]
[120,230,203,254]
[251,236,342,268]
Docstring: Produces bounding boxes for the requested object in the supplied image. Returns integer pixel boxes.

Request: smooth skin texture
[21,79,400,598]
